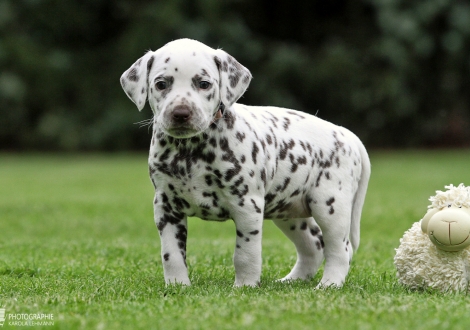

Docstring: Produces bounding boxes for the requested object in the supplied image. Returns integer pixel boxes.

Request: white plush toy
[394,184,470,292]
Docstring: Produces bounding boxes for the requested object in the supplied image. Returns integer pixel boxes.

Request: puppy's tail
[350,140,371,252]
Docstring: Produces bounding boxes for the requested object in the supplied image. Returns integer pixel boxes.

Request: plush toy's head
[420,184,470,252]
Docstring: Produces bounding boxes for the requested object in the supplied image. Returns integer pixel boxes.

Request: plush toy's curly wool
[429,183,470,209]
[394,221,470,292]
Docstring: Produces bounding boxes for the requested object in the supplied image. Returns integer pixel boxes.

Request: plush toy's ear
[120,51,156,111]
[213,49,252,108]
[421,208,439,233]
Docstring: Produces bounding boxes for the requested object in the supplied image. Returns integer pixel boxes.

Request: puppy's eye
[156,81,167,90]
[199,81,211,90]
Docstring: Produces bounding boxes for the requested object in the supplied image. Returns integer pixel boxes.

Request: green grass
[1,151,470,329]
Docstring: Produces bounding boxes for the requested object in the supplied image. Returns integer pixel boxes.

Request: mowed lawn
[1,151,470,329]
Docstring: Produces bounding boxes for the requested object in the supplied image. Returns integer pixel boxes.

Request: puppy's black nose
[172,106,192,123]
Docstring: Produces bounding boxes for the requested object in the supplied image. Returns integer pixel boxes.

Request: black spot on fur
[315,171,323,187]
[218,207,231,219]
[260,169,267,187]
[236,132,246,142]
[276,177,290,192]
[147,56,155,79]
[156,204,185,233]
[175,224,187,250]
[207,91,215,101]
[279,139,295,160]
[265,193,276,204]
[226,87,234,101]
[224,112,236,129]
[229,73,240,88]
[290,189,300,197]
[266,134,273,145]
[230,179,249,201]
[310,226,321,236]
[251,199,262,213]
[218,137,242,182]
[316,241,322,250]
[251,142,259,164]
[283,117,291,131]
[326,197,335,214]
[209,137,217,148]
[287,111,305,119]
[163,253,170,261]
[127,68,138,82]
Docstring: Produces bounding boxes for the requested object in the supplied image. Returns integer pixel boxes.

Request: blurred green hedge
[0,0,469,150]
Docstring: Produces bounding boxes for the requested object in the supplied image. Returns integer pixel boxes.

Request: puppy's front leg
[154,194,190,285]
[233,213,264,287]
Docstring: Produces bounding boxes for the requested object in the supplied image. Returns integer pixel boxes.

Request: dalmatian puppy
[120,38,370,287]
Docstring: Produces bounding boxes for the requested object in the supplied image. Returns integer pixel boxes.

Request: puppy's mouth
[161,117,200,139]
[165,125,201,138]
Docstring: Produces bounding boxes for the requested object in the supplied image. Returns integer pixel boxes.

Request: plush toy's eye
[156,81,167,90]
[199,81,211,90]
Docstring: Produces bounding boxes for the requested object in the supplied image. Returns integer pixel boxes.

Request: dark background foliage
[1,0,469,151]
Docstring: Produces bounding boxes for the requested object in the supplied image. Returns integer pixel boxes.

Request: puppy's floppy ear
[213,49,252,108]
[120,51,156,111]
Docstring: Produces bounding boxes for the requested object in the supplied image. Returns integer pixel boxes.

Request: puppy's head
[120,38,252,138]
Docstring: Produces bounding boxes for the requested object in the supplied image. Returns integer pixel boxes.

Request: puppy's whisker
[134,118,155,133]
[134,118,152,127]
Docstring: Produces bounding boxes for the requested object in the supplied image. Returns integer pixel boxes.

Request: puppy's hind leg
[310,194,353,288]
[273,217,324,281]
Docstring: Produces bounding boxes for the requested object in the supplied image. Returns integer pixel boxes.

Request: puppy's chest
[148,135,251,220]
